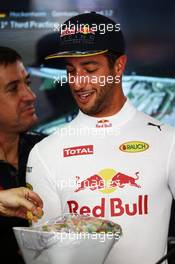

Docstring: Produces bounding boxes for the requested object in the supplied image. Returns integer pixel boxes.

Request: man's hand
[0,187,43,220]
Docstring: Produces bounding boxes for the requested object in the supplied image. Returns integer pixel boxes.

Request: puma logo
[147,122,163,131]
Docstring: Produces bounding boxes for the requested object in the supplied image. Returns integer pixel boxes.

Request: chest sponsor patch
[96,119,112,128]
[67,195,148,217]
[63,145,94,157]
[119,141,149,153]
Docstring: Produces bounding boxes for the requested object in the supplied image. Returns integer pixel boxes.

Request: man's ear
[114,55,127,76]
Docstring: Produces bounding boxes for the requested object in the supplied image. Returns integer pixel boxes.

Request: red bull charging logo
[68,169,148,217]
[75,168,141,194]
[96,119,112,128]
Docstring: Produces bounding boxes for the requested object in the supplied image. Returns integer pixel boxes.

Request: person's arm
[0,187,43,219]
[26,144,62,225]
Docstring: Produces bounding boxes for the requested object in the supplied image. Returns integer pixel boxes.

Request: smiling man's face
[0,60,38,133]
[65,54,125,117]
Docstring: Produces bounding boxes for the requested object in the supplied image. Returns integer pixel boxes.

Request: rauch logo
[119,141,149,153]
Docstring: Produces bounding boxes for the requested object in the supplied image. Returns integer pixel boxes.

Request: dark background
[0,0,175,131]
[0,0,175,77]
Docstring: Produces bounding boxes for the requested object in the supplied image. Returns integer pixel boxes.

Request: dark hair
[0,46,22,66]
[104,50,124,68]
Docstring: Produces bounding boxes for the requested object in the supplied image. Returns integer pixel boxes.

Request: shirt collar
[75,98,137,128]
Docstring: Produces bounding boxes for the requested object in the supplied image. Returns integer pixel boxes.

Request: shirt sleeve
[26,145,62,225]
[167,132,175,199]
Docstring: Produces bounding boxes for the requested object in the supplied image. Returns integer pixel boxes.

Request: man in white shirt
[26,12,175,264]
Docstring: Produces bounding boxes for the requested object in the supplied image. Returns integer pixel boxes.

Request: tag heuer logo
[119,141,149,153]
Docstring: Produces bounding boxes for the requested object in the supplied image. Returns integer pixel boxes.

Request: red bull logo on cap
[61,25,95,37]
[75,168,141,194]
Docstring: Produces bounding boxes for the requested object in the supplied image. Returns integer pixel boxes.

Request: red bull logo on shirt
[96,119,112,128]
[67,195,148,217]
[69,168,148,217]
[75,168,141,194]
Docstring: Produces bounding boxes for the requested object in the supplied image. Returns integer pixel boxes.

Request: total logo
[96,119,112,128]
[75,168,141,194]
[63,145,93,157]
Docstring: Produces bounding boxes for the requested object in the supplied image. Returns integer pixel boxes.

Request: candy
[26,211,33,220]
[26,207,43,222]
[40,214,122,236]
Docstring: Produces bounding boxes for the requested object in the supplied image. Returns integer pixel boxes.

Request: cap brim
[45,50,108,60]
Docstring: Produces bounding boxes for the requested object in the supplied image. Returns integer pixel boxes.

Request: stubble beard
[75,74,117,116]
